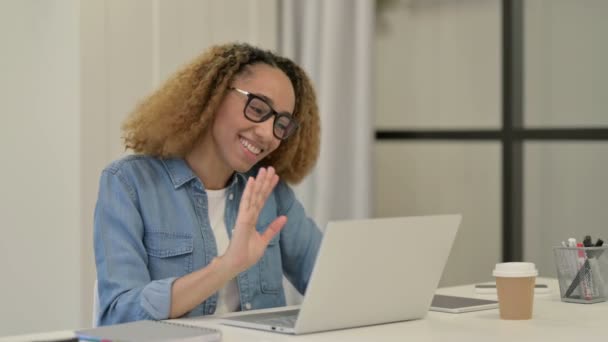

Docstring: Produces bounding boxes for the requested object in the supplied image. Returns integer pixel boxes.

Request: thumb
[261,216,287,245]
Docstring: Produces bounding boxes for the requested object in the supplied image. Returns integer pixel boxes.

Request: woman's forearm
[169,256,237,318]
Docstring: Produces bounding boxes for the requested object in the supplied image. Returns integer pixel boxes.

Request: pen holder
[553,246,608,304]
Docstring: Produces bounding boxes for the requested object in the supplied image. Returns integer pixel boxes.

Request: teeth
[240,138,262,154]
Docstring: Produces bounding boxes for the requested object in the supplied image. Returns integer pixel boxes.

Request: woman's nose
[254,117,276,141]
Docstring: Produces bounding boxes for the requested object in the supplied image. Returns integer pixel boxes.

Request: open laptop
[220,214,461,335]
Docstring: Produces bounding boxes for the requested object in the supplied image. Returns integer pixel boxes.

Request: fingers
[247,167,278,211]
[239,176,254,211]
[236,167,279,226]
[251,168,266,210]
[258,167,278,207]
[261,216,287,245]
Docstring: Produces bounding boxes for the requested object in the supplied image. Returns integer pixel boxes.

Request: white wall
[1,0,277,336]
[525,0,608,127]
[523,0,608,276]
[374,0,502,286]
[525,143,608,277]
[375,0,501,130]
[375,0,608,285]
[0,0,81,336]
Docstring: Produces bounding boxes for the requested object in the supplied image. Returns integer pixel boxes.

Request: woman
[94,43,322,326]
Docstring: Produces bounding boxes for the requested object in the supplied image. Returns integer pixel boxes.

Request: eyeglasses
[229,87,299,140]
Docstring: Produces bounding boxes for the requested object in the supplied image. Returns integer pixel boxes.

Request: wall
[374,0,502,286]
[375,0,608,284]
[523,0,608,276]
[0,0,81,335]
[1,0,277,336]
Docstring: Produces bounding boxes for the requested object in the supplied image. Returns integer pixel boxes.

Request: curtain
[279,0,375,304]
[280,0,375,228]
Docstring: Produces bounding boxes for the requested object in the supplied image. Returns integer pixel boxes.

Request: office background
[1,0,606,337]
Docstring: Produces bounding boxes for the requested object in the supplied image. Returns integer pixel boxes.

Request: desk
[2,278,605,341]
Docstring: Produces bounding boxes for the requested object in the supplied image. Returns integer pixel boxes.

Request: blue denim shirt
[94,155,322,326]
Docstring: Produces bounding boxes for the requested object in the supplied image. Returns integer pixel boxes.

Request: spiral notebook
[75,320,221,342]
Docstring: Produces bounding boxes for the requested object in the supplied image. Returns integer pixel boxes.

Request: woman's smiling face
[209,63,296,173]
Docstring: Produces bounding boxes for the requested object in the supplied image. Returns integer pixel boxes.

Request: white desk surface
[2,278,605,341]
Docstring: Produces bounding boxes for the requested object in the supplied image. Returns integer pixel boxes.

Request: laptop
[220,214,461,335]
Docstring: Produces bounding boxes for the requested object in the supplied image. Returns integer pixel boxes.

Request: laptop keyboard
[259,314,298,328]
[230,309,300,328]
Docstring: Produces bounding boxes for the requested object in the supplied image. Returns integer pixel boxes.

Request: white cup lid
[493,262,538,278]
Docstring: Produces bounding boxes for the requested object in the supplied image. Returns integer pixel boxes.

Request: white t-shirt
[206,188,240,314]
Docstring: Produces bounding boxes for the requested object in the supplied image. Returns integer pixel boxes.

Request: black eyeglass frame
[229,87,299,140]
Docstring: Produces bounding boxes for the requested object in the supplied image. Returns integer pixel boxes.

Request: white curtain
[280,0,375,228]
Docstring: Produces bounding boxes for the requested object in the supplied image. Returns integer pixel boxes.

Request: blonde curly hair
[122,43,320,184]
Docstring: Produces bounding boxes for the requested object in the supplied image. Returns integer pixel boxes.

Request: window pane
[374,142,501,286]
[524,0,608,127]
[524,143,608,277]
[375,0,501,129]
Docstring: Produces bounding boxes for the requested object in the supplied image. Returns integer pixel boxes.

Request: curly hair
[122,42,320,184]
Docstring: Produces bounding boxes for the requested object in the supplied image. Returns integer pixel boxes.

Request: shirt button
[228,193,234,200]
[244,302,252,310]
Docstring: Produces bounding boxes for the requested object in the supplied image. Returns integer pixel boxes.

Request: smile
[239,137,263,155]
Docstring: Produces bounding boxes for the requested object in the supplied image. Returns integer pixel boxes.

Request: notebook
[220,214,461,334]
[75,320,221,342]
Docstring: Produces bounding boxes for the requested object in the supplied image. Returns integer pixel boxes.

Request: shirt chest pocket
[144,231,194,279]
[259,234,283,294]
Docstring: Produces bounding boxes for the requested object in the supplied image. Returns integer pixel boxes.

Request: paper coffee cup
[493,262,538,320]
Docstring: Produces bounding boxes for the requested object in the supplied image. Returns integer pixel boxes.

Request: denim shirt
[94,155,322,326]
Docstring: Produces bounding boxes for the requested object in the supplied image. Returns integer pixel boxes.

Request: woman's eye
[251,106,265,115]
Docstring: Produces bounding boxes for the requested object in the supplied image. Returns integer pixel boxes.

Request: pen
[583,235,593,247]
[591,238,606,298]
[582,235,594,264]
[578,242,592,300]
[567,238,579,290]
[564,243,591,298]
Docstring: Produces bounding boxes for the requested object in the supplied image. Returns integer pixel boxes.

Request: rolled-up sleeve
[94,168,176,325]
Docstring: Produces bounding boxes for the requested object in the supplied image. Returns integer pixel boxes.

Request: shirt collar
[161,158,197,189]
[161,158,249,190]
